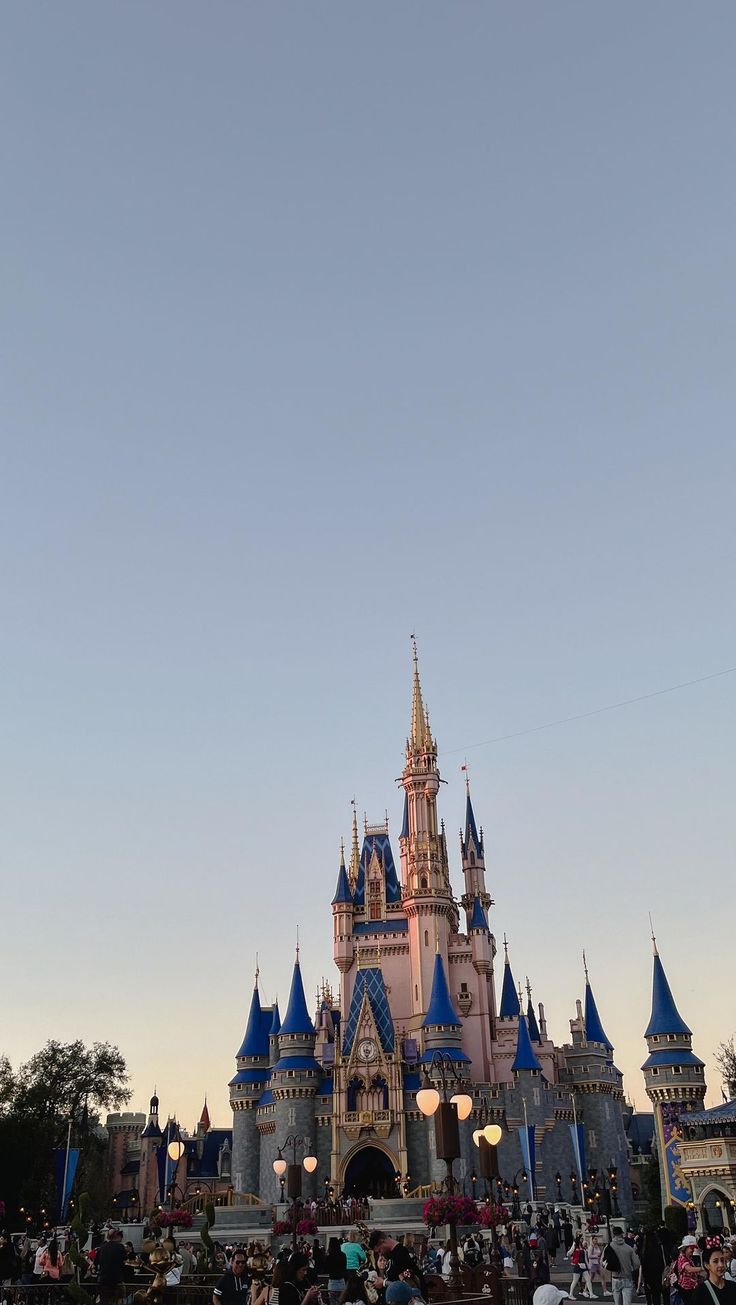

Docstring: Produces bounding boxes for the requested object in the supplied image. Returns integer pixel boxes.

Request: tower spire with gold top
[408,634,435,757]
[348,799,360,891]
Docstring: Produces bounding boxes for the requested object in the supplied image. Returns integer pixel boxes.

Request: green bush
[664,1204,688,1240]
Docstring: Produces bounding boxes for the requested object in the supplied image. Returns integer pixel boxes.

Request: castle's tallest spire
[409,635,434,755]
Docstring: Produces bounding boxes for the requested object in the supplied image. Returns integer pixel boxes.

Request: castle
[229,646,638,1210]
[107,647,712,1225]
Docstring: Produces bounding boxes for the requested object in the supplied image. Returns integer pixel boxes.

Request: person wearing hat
[676,1237,705,1305]
[693,1244,736,1305]
[534,1286,571,1305]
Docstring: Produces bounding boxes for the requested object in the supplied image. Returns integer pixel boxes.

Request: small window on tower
[424,930,429,947]
[421,876,428,889]
[460,983,468,994]
[470,850,475,866]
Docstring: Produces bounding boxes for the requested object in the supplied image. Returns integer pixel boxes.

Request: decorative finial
[461,760,470,792]
[582,949,589,981]
[339,837,345,868]
[296,925,300,962]
[348,801,360,888]
[409,634,433,753]
[517,981,524,1008]
[526,976,532,1001]
[649,913,658,955]
[255,954,260,987]
[503,933,509,961]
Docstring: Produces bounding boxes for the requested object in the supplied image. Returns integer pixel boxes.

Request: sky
[1,4,734,1132]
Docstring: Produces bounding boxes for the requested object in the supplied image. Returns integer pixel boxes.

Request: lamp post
[472,1117,504,1282]
[166,1122,186,1221]
[416,1051,473,1298]
[272,1134,318,1251]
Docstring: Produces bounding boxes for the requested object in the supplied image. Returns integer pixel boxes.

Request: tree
[641,1152,663,1226]
[0,1040,130,1223]
[715,1036,736,1100]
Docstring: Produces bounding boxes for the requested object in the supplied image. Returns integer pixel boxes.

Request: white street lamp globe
[472,1129,483,1148]
[303,1155,318,1174]
[273,1157,287,1177]
[167,1140,185,1162]
[451,1093,473,1121]
[416,1086,440,1117]
[483,1124,502,1146]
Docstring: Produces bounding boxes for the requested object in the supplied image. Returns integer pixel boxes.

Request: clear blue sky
[1,4,734,1128]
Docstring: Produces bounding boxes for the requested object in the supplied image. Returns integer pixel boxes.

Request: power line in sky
[440,663,736,757]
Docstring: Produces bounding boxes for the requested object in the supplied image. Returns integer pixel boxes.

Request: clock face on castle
[357,1038,378,1063]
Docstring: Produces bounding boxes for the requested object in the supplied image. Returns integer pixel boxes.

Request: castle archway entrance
[343,1145,396,1198]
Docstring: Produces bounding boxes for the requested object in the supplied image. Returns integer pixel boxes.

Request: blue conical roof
[526,997,541,1043]
[422,951,461,1028]
[464,789,482,854]
[498,959,521,1018]
[280,959,316,1035]
[512,1014,542,1072]
[469,896,489,930]
[585,980,613,1052]
[645,951,691,1038]
[331,858,352,905]
[236,984,269,1058]
[269,1001,281,1037]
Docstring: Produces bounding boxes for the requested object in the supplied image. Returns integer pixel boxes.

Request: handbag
[670,1288,684,1305]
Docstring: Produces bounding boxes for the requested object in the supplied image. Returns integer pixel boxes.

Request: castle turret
[562,953,633,1214]
[498,938,521,1020]
[512,1013,542,1075]
[421,948,469,1065]
[399,641,457,1017]
[268,953,320,1203]
[525,979,542,1043]
[230,968,270,1196]
[332,841,354,974]
[643,933,706,1211]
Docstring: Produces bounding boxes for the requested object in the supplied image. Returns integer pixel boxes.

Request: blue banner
[569,1122,586,1187]
[518,1124,535,1193]
[55,1147,80,1220]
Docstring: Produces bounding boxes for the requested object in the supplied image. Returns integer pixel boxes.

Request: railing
[407,1182,434,1198]
[2,1273,530,1305]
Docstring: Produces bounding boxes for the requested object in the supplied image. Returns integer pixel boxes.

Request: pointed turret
[645,937,692,1038]
[512,1013,542,1073]
[642,930,706,1212]
[468,895,489,931]
[409,635,434,755]
[583,952,613,1052]
[423,950,461,1029]
[421,947,470,1065]
[236,978,270,1058]
[280,954,316,1036]
[526,979,541,1043]
[462,782,483,859]
[141,1088,162,1139]
[348,804,360,891]
[498,937,521,1019]
[269,1000,281,1038]
[399,639,457,1017]
[198,1099,211,1133]
[332,841,353,905]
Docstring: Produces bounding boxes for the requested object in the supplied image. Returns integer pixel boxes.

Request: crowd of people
[2,1213,736,1305]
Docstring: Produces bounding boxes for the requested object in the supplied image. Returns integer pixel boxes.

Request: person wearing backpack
[603,1228,640,1305]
